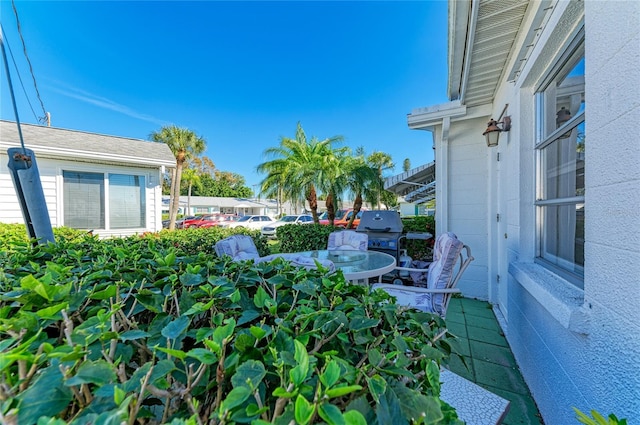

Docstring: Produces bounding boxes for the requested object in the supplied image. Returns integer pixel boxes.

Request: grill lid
[356,210,404,233]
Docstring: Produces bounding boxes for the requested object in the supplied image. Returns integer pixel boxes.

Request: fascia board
[0,142,176,168]
[407,101,467,130]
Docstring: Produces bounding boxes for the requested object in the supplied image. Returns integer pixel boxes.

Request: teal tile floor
[444,298,544,425]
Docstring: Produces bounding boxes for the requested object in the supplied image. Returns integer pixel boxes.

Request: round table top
[297,249,397,281]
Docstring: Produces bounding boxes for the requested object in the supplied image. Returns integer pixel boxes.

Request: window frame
[533,32,586,288]
[62,169,148,231]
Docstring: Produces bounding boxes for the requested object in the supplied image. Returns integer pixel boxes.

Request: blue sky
[1,1,449,190]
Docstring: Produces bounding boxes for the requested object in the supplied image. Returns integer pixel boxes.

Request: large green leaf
[231,360,266,390]
[65,359,117,386]
[162,316,191,339]
[343,410,368,425]
[318,402,345,425]
[375,386,407,425]
[17,362,73,424]
[320,360,341,388]
[349,317,380,332]
[179,272,204,286]
[220,386,251,412]
[289,340,310,386]
[391,381,444,424]
[294,395,315,425]
[119,330,150,341]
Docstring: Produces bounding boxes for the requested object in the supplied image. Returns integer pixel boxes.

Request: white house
[0,120,175,237]
[401,1,639,423]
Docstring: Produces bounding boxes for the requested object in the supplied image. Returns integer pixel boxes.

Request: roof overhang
[448,0,532,108]
[407,100,467,130]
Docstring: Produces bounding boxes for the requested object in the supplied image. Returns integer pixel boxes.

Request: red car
[181,214,220,228]
[319,209,365,228]
[197,214,239,228]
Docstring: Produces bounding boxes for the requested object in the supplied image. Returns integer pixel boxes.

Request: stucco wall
[502,1,640,423]
[0,152,164,236]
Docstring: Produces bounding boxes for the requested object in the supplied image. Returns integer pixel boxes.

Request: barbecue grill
[356,210,433,283]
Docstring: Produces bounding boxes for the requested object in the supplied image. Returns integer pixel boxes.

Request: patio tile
[467,325,509,347]
[485,387,544,425]
[444,355,474,381]
[473,358,529,395]
[446,320,468,338]
[462,304,496,320]
[469,340,517,368]
[448,335,471,357]
[466,315,503,332]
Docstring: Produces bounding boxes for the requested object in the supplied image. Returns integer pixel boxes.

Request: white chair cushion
[327,230,368,251]
[427,232,464,314]
[214,235,261,261]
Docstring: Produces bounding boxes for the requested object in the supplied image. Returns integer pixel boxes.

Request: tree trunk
[307,185,319,223]
[168,166,178,230]
[187,182,192,214]
[169,159,184,230]
[326,193,336,225]
[347,193,363,229]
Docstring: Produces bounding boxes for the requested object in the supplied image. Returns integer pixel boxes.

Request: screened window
[63,171,105,229]
[63,171,146,230]
[535,37,585,286]
[109,174,146,229]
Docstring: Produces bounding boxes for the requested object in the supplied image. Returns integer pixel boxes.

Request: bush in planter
[0,233,461,424]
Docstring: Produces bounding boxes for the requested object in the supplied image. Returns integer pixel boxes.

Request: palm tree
[339,152,379,228]
[150,125,206,230]
[181,168,202,214]
[367,151,394,209]
[403,158,411,172]
[257,122,343,223]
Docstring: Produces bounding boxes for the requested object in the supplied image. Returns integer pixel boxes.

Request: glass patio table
[296,249,396,283]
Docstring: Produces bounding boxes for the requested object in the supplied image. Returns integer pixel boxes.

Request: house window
[109,174,146,229]
[63,171,146,230]
[535,36,585,286]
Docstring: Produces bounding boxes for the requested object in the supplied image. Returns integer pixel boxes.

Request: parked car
[222,215,275,230]
[319,209,365,228]
[167,215,198,229]
[178,214,219,228]
[198,214,239,228]
[261,214,314,238]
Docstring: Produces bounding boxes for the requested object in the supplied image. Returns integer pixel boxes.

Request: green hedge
[0,225,460,424]
[276,224,341,253]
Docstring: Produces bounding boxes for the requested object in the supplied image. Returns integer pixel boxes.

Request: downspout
[435,116,450,234]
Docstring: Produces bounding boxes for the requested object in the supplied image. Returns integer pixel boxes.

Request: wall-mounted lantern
[483,116,511,147]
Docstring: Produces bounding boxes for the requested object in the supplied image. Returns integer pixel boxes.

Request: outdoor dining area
[212,211,541,424]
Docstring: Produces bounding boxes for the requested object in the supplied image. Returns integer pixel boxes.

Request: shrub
[0,231,461,424]
[277,224,341,253]
[401,217,436,262]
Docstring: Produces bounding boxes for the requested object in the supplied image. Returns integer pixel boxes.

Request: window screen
[109,174,146,229]
[63,171,105,229]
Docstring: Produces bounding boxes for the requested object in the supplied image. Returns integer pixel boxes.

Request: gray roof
[0,120,175,168]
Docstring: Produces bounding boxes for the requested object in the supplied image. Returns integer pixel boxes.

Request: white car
[224,215,275,230]
[261,214,314,238]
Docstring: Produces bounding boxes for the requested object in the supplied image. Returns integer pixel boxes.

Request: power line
[0,26,39,122]
[11,0,48,125]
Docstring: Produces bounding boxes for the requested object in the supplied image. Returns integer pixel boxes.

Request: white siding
[0,152,165,237]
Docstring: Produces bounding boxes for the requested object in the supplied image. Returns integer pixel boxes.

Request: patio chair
[327,230,368,251]
[371,232,474,317]
[214,235,336,272]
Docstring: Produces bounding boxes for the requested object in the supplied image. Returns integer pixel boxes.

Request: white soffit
[453,0,530,107]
